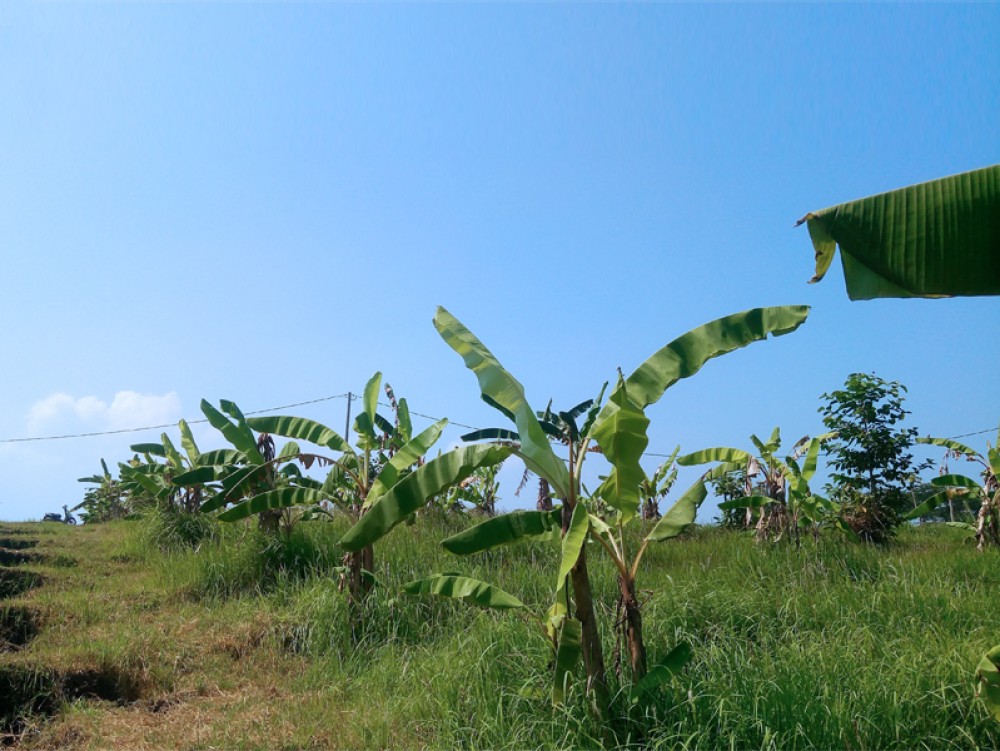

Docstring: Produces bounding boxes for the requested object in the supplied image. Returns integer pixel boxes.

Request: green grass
[0,516,998,749]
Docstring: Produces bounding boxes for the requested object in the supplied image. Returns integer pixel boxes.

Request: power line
[0,393,352,444]
[3,391,996,459]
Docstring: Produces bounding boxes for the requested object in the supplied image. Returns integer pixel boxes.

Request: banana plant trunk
[618,575,647,681]
[570,549,611,717]
[976,496,1000,552]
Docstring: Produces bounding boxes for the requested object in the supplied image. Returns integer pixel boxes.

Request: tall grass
[13,514,1000,749]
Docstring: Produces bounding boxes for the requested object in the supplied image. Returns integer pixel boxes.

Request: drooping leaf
[646,478,707,542]
[434,307,570,497]
[630,642,692,701]
[130,443,166,457]
[931,474,982,491]
[552,617,582,706]
[902,490,949,520]
[172,466,224,487]
[460,427,520,443]
[976,644,1000,722]
[201,400,264,463]
[402,574,526,610]
[374,412,395,436]
[218,487,324,522]
[442,507,563,555]
[916,435,981,459]
[677,446,754,467]
[366,419,448,506]
[592,377,649,522]
[341,444,512,551]
[244,415,352,454]
[596,307,809,423]
[718,494,772,511]
[196,449,244,466]
[799,164,1000,299]
[556,504,589,590]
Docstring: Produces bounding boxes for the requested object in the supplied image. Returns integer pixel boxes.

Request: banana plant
[215,374,454,605]
[638,448,679,520]
[126,419,219,514]
[343,304,809,718]
[678,429,831,544]
[905,431,1000,551]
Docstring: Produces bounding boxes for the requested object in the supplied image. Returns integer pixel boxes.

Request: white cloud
[26,391,182,435]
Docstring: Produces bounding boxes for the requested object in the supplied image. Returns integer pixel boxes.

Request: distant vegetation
[53,304,1000,743]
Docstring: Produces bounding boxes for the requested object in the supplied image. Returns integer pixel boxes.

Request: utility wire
[2,391,996,459]
[0,393,352,443]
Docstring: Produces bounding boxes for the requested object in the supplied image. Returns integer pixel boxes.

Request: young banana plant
[203,375,455,606]
[343,304,809,719]
[678,429,836,544]
[906,431,1000,551]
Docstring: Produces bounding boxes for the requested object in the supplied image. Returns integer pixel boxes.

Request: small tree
[819,373,928,542]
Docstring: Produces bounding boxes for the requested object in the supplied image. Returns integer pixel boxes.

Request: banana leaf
[403,574,526,610]
[341,444,512,551]
[365,419,447,506]
[434,307,570,497]
[552,617,582,706]
[646,478,707,542]
[597,307,809,423]
[556,504,589,590]
[592,378,649,522]
[245,415,352,454]
[442,507,563,555]
[218,487,324,522]
[798,164,1000,299]
[976,644,1000,722]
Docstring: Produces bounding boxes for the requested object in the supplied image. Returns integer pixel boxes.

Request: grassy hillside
[1,514,998,749]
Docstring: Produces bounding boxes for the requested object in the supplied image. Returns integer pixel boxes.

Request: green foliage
[819,373,929,541]
[800,164,1000,299]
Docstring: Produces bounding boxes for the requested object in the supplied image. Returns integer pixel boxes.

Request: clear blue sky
[2,3,998,521]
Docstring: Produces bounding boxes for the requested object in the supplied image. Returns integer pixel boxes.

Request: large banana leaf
[340,444,512,551]
[172,466,226,487]
[130,442,166,457]
[629,641,692,701]
[201,400,264,464]
[646,478,707,542]
[245,415,352,454]
[442,508,563,555]
[596,307,809,425]
[196,449,244,466]
[402,574,526,610]
[677,446,754,467]
[218,487,324,522]
[976,644,1000,722]
[916,435,981,459]
[902,490,949,521]
[552,617,582,706]
[591,378,649,522]
[932,474,982,492]
[799,164,1000,299]
[434,307,570,497]
[556,504,589,590]
[365,419,448,506]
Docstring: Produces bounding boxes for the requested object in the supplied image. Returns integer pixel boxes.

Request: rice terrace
[2,5,998,750]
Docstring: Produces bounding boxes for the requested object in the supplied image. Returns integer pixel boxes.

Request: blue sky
[1,3,997,522]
